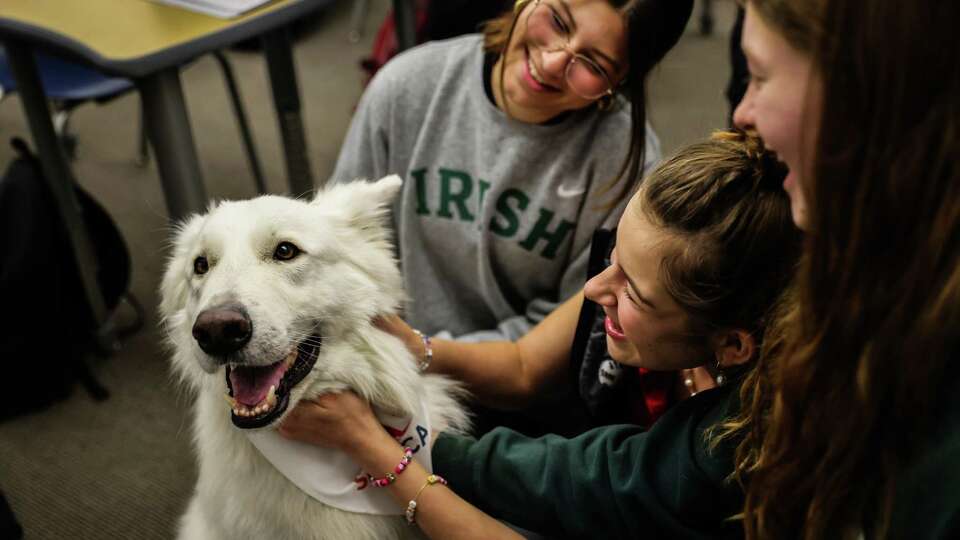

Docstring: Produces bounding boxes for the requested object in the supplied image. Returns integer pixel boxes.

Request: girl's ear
[711,329,756,368]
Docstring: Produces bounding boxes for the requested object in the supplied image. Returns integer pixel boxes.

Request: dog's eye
[194,256,209,275]
[273,242,301,261]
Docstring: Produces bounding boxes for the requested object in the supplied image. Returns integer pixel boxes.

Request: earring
[514,0,531,15]
[596,94,615,111]
[714,358,726,386]
[682,369,698,396]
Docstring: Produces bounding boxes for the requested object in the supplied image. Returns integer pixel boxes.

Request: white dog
[160,176,468,540]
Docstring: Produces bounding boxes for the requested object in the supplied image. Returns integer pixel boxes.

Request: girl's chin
[606,337,640,365]
[790,198,810,230]
[508,58,569,106]
[782,170,810,230]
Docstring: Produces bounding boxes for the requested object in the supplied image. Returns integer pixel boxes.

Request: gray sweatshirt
[331,35,660,341]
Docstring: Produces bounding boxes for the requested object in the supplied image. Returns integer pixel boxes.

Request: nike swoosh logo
[557,184,586,198]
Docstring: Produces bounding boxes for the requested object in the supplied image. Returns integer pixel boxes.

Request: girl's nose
[584,265,618,307]
[733,86,755,129]
[540,47,573,77]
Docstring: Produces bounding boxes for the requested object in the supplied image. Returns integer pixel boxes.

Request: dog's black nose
[192,305,252,356]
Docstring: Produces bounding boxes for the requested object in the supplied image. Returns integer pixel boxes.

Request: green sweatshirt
[433,383,745,539]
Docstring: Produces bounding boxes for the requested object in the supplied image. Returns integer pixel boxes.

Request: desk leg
[5,40,116,351]
[393,0,416,52]
[137,68,207,221]
[348,0,370,43]
[261,28,314,197]
[700,0,714,36]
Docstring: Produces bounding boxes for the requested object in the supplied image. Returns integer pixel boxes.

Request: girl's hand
[374,314,427,367]
[278,391,383,452]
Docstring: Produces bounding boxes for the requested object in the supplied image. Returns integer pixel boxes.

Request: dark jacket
[433,381,746,539]
[887,365,960,538]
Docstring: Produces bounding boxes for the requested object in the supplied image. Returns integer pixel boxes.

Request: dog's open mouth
[224,336,321,429]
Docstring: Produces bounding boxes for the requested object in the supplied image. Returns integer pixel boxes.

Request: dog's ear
[364,174,403,203]
[313,175,403,225]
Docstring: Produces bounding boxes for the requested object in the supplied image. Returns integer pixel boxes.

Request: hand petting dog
[280,391,386,452]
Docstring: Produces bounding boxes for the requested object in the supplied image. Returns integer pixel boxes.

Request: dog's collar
[245,397,434,515]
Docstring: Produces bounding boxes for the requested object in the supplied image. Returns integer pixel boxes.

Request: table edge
[0,0,335,79]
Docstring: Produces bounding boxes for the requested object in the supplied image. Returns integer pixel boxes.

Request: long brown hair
[727,1,960,538]
[481,0,693,206]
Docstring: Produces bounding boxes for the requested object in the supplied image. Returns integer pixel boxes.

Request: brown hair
[639,130,802,346]
[727,1,960,538]
[481,0,694,206]
[739,0,822,53]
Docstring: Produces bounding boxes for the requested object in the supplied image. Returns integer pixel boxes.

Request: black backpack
[0,138,142,421]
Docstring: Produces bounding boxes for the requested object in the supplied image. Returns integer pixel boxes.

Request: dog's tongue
[229,361,287,406]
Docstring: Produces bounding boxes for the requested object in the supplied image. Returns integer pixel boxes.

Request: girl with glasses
[282,130,803,538]
[328,2,693,435]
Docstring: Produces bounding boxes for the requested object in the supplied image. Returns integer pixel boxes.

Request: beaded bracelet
[411,329,433,372]
[355,447,414,490]
[405,474,448,524]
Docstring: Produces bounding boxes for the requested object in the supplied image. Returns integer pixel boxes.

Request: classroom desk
[0,0,333,350]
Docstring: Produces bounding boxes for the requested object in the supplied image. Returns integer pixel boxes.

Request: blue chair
[0,48,266,193]
[0,48,140,160]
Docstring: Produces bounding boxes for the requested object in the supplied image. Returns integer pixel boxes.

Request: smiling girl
[329,0,692,353]
[726,0,960,538]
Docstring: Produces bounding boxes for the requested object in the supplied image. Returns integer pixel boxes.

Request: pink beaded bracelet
[355,447,414,490]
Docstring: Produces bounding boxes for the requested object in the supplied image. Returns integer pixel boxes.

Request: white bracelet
[411,329,432,372]
[405,474,448,525]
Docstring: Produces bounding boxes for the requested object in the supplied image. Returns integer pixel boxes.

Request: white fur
[159,176,469,540]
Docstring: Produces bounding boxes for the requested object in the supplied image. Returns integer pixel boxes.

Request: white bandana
[245,397,434,515]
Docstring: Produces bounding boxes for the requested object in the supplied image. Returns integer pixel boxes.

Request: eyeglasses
[522,0,617,100]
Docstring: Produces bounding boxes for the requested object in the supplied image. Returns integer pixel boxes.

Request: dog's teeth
[267,385,277,407]
[285,350,297,367]
[249,387,275,416]
[225,394,238,408]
